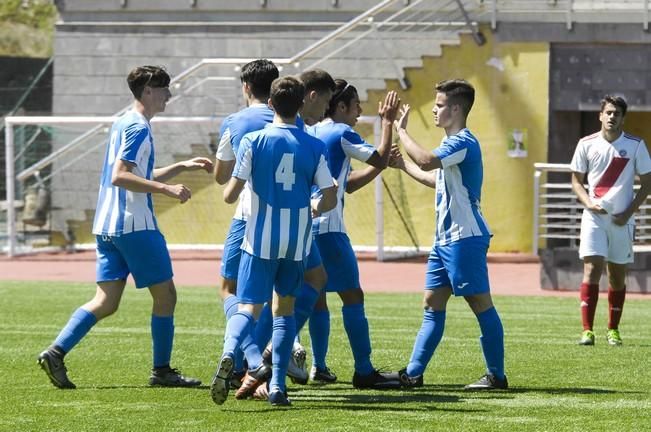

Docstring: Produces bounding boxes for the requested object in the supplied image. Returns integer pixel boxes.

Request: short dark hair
[270,76,305,118]
[435,79,475,117]
[299,69,336,94]
[127,65,170,100]
[601,94,628,116]
[240,59,279,100]
[325,79,358,117]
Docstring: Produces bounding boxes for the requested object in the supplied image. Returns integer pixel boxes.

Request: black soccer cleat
[310,366,338,384]
[464,373,508,391]
[352,369,402,390]
[398,368,424,388]
[37,350,76,389]
[149,366,201,388]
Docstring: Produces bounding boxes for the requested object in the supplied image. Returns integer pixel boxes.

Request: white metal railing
[479,0,651,30]
[532,162,651,255]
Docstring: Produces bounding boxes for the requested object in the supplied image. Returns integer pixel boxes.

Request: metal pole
[374,117,385,262]
[532,168,542,256]
[5,120,15,257]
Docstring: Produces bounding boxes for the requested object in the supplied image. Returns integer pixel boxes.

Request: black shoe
[352,369,401,390]
[37,350,76,389]
[230,369,246,389]
[210,354,234,405]
[310,366,338,383]
[464,374,508,391]
[149,366,201,387]
[398,368,423,388]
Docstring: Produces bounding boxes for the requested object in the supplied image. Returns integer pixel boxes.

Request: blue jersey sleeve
[341,128,375,162]
[433,135,468,168]
[118,123,149,166]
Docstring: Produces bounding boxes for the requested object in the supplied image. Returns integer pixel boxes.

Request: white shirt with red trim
[570,131,651,215]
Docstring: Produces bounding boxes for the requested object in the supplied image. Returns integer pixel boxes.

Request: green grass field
[1,281,650,431]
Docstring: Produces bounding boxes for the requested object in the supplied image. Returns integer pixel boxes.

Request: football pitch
[1,280,650,432]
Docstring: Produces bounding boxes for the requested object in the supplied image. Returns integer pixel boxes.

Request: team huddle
[36,60,651,407]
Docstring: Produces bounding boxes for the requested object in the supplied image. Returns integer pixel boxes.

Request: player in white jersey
[37,66,213,389]
[393,79,507,390]
[308,79,402,389]
[210,76,337,407]
[570,95,651,346]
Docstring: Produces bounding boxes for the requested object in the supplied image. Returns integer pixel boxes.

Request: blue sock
[406,310,446,377]
[222,295,244,371]
[476,307,505,380]
[53,308,97,354]
[151,315,174,368]
[240,330,263,370]
[342,303,373,376]
[254,303,273,351]
[223,311,254,357]
[294,283,320,332]
[309,309,330,369]
[269,315,296,393]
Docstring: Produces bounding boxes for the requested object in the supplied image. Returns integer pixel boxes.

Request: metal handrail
[14,0,416,183]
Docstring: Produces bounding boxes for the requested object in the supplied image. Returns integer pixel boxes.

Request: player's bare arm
[612,172,651,226]
[570,171,606,214]
[223,177,246,204]
[153,157,213,183]
[394,104,442,171]
[345,166,382,194]
[112,159,192,203]
[366,91,400,169]
[312,185,337,214]
[214,159,236,185]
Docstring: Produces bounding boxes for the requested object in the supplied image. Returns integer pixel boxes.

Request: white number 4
[275,153,296,191]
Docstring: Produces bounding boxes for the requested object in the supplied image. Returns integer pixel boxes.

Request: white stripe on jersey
[295,207,309,261]
[279,208,291,257]
[442,165,483,241]
[94,186,112,233]
[216,127,234,161]
[261,203,273,258]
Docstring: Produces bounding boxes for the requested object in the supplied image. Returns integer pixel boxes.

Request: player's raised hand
[378,91,400,123]
[182,157,214,173]
[388,144,405,170]
[394,103,410,131]
[164,184,192,203]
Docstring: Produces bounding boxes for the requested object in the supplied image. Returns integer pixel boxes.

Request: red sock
[580,283,599,331]
[608,286,626,330]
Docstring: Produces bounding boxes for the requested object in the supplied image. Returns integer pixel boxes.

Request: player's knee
[305,266,327,290]
[339,288,363,305]
[220,278,237,298]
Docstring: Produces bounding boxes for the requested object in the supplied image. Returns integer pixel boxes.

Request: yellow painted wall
[351,30,550,252]
[71,29,551,253]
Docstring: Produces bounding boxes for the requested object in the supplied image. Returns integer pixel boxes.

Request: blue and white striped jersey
[216,103,275,220]
[432,128,491,246]
[308,118,376,234]
[92,110,157,236]
[232,123,333,261]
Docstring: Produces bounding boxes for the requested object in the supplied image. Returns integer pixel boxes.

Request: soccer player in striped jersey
[393,79,507,390]
[37,65,212,389]
[570,95,651,346]
[213,59,278,384]
[210,76,337,407]
[308,79,402,389]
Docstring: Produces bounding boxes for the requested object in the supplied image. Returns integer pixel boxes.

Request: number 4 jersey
[233,123,333,261]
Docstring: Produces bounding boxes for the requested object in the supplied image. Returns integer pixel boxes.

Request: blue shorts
[304,238,323,271]
[316,232,360,293]
[96,230,173,289]
[425,236,490,296]
[221,218,246,280]
[237,251,304,304]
